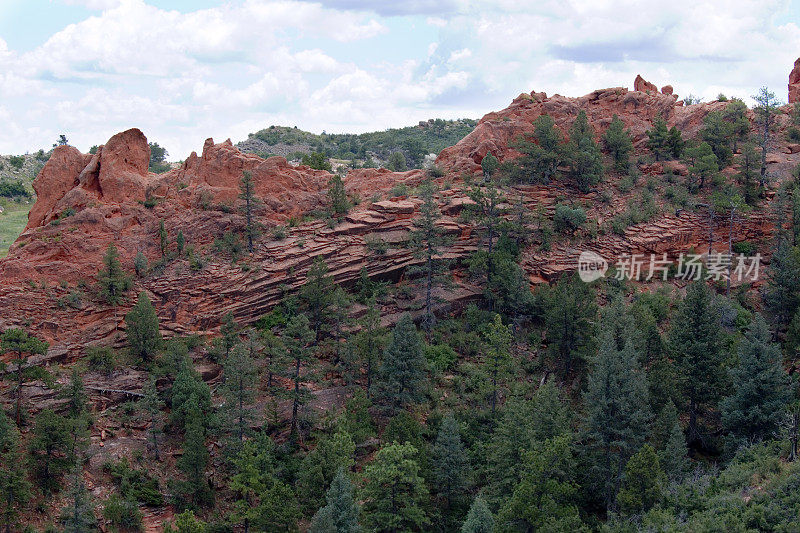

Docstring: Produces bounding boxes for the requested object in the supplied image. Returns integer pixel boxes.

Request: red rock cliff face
[789,57,800,104]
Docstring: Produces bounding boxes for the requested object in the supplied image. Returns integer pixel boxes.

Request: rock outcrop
[634,74,659,94]
[790,57,800,104]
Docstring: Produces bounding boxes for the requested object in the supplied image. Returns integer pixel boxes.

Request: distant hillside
[237,118,477,168]
[0,150,47,256]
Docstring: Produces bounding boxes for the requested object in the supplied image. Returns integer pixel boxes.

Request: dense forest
[4,90,800,533]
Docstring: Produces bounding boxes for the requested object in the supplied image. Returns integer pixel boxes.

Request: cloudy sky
[1,0,799,158]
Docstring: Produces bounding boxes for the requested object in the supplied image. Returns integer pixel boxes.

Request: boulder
[661,85,674,96]
[634,74,658,94]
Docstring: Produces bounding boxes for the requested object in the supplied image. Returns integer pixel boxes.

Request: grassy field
[0,199,31,257]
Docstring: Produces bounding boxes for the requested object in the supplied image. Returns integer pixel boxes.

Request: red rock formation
[634,74,658,94]
[661,85,674,96]
[789,57,800,104]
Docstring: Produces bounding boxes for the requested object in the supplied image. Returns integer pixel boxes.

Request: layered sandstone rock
[789,57,800,104]
[634,74,659,94]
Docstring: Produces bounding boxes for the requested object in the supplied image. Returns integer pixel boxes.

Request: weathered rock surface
[634,74,659,94]
[790,57,800,104]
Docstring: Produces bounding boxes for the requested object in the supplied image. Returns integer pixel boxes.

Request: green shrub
[552,204,586,233]
[102,495,143,531]
[104,458,163,506]
[86,346,117,373]
[0,180,29,198]
[732,241,756,255]
[8,155,24,169]
[425,343,458,373]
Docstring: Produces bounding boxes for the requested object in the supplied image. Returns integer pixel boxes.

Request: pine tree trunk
[291,356,301,437]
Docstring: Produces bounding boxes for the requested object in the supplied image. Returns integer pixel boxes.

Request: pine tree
[497,433,583,532]
[375,313,428,415]
[351,299,385,397]
[221,341,258,446]
[465,178,507,291]
[140,377,164,460]
[432,413,470,518]
[28,409,73,493]
[97,242,132,305]
[567,110,603,191]
[327,286,352,368]
[583,322,652,511]
[360,442,429,533]
[297,429,356,514]
[507,114,567,184]
[737,142,761,206]
[686,141,719,190]
[309,468,362,533]
[602,114,633,171]
[764,238,800,328]
[327,174,350,219]
[667,125,685,159]
[700,110,735,166]
[616,444,666,515]
[1,328,48,425]
[408,176,451,330]
[721,313,791,442]
[176,230,185,256]
[300,258,336,341]
[652,400,689,482]
[60,459,96,533]
[134,250,148,277]
[646,115,670,161]
[461,496,494,533]
[668,281,725,447]
[125,291,162,362]
[229,434,301,533]
[169,359,213,430]
[481,153,499,180]
[176,396,213,507]
[0,411,31,533]
[239,170,260,253]
[544,273,597,379]
[724,98,751,153]
[285,314,315,438]
[159,219,168,257]
[488,382,571,503]
[753,86,781,189]
[60,368,89,421]
[483,314,512,416]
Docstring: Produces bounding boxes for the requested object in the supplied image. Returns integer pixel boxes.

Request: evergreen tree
[488,382,571,503]
[753,86,781,189]
[239,170,260,253]
[737,142,761,205]
[212,311,239,363]
[483,314,512,416]
[481,152,499,180]
[300,258,336,341]
[0,412,31,533]
[140,377,164,460]
[652,400,690,482]
[134,251,148,277]
[461,496,494,533]
[285,314,315,438]
[60,368,89,421]
[169,359,213,430]
[60,459,96,533]
[408,177,451,330]
[360,442,429,533]
[97,243,132,305]
[686,141,719,190]
[616,444,666,515]
[544,273,597,379]
[159,219,168,257]
[221,341,258,446]
[351,299,385,397]
[327,174,350,218]
[668,281,725,447]
[567,110,603,191]
[432,414,470,520]
[721,313,791,443]
[602,114,633,171]
[1,328,48,425]
[327,286,352,368]
[465,177,507,291]
[764,238,800,328]
[28,409,73,493]
[125,291,162,362]
[667,125,685,159]
[497,434,583,532]
[229,434,301,533]
[700,110,735,166]
[507,114,567,184]
[375,313,428,415]
[176,396,213,507]
[724,98,751,153]
[646,115,670,161]
[297,429,356,514]
[309,468,362,533]
[176,230,185,256]
[583,322,651,511]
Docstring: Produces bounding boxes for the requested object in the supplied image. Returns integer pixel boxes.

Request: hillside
[2,62,800,532]
[0,151,48,256]
[237,118,477,168]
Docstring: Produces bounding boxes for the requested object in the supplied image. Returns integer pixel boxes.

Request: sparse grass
[0,199,31,257]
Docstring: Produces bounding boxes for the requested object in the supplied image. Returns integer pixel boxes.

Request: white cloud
[0,0,798,157]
